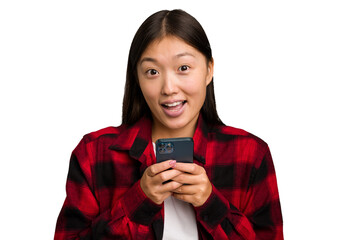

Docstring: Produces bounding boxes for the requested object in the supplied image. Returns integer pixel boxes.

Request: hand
[140,160,183,205]
[171,163,212,207]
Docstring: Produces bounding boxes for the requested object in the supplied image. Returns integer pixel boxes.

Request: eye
[178,65,190,72]
[146,69,159,76]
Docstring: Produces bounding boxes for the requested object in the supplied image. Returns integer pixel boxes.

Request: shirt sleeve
[54,138,162,240]
[194,146,283,240]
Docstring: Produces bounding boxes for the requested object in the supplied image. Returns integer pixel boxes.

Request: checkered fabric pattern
[55,114,283,239]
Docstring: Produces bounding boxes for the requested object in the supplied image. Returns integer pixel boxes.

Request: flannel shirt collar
[109,114,209,165]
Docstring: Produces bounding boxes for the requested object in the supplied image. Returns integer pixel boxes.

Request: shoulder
[71,125,132,157]
[81,126,123,143]
[207,124,271,168]
[211,124,267,145]
[74,117,151,153]
[208,124,269,160]
[73,124,133,150]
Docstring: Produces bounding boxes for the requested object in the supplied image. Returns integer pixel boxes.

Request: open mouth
[160,100,187,117]
[161,100,187,110]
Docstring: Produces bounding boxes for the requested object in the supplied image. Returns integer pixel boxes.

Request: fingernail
[169,160,176,167]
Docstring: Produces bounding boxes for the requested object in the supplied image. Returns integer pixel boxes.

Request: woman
[55,9,283,240]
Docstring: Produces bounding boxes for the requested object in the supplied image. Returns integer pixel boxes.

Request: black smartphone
[155,137,193,163]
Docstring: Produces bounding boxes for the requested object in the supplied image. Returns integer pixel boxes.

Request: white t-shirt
[153,143,198,240]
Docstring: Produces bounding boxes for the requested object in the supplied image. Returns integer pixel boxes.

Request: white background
[1,0,359,239]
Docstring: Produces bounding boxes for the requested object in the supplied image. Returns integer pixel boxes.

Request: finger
[172,184,198,194]
[172,162,203,175]
[171,172,199,185]
[154,169,183,184]
[146,160,176,177]
[158,180,183,194]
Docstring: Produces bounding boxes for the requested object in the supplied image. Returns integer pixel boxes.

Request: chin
[165,113,199,130]
[163,118,188,130]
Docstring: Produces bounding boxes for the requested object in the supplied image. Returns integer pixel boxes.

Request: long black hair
[122,9,223,126]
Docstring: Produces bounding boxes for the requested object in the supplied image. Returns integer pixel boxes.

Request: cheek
[184,75,208,99]
[139,81,158,104]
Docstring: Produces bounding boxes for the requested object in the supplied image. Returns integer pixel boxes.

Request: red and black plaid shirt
[55,114,283,239]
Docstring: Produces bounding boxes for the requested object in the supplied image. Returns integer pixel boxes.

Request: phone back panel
[155,137,193,163]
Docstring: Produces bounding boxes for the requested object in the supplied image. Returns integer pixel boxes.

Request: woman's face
[137,35,213,136]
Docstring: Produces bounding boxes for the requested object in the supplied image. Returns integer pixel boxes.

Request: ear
[206,58,214,86]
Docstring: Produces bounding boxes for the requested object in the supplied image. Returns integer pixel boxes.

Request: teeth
[164,101,183,107]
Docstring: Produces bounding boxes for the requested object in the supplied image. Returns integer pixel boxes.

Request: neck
[151,116,198,142]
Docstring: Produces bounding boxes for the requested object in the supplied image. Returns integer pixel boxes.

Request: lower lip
[161,102,186,118]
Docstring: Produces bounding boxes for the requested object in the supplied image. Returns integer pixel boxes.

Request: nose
[161,72,178,96]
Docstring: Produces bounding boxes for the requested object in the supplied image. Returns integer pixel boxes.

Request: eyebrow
[139,52,195,66]
[139,57,157,66]
[175,52,195,59]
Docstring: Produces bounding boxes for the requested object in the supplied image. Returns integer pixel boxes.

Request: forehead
[139,36,204,62]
